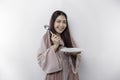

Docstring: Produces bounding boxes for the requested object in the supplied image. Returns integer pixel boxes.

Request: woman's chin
[56,30,63,34]
[58,31,64,34]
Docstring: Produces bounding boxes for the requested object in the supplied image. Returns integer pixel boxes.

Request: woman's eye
[57,20,61,23]
[63,21,66,24]
[56,20,66,24]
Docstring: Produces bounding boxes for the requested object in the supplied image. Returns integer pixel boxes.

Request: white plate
[60,47,82,53]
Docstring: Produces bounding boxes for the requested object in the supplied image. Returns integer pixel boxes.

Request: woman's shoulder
[41,31,51,48]
[42,31,50,40]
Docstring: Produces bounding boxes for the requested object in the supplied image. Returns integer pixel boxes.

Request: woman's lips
[58,29,63,32]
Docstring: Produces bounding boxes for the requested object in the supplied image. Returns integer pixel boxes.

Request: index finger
[49,31,55,36]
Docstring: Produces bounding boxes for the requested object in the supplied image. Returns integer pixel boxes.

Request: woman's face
[54,15,67,34]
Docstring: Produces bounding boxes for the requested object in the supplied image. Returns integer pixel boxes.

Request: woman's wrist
[52,44,59,51]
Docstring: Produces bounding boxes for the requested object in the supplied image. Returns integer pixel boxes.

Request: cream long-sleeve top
[37,31,81,80]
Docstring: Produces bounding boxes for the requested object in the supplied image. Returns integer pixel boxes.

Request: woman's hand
[51,33,60,51]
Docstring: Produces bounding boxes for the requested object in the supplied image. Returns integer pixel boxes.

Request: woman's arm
[37,37,62,73]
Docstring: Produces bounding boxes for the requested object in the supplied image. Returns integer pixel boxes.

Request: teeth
[59,29,62,31]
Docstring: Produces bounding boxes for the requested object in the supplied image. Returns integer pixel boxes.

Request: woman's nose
[60,22,64,26]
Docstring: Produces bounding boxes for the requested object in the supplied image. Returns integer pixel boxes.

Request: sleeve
[37,37,62,73]
[69,37,81,74]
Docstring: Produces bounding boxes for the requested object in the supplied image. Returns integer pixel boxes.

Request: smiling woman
[54,15,67,34]
[37,10,81,80]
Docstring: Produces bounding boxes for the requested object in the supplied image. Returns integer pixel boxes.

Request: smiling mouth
[58,29,64,31]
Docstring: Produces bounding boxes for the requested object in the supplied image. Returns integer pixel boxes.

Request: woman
[37,10,81,80]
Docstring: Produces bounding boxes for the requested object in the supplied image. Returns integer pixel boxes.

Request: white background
[0,0,120,80]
